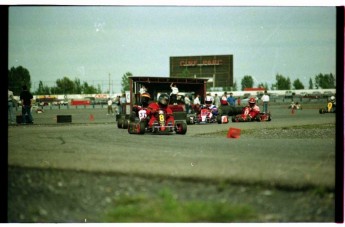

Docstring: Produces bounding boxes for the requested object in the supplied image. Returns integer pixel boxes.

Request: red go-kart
[128,108,187,135]
[196,105,229,124]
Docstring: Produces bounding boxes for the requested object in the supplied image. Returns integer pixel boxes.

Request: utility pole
[108,73,111,95]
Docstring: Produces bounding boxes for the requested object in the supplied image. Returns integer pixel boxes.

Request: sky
[8,6,336,93]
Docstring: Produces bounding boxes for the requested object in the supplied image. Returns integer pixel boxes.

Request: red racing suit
[146,102,174,127]
[241,104,260,120]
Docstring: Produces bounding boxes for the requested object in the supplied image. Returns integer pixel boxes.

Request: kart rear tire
[319,108,325,114]
[175,122,187,134]
[138,121,146,134]
[117,119,124,128]
[118,118,129,129]
[217,115,222,124]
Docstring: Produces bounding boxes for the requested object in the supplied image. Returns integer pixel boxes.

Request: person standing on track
[107,98,114,115]
[261,90,270,113]
[8,89,15,124]
[19,85,34,124]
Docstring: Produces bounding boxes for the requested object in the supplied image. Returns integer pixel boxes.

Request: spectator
[114,95,121,114]
[19,85,34,124]
[205,93,213,105]
[193,94,201,113]
[170,83,179,104]
[107,98,114,115]
[220,92,228,106]
[184,95,191,114]
[8,89,15,124]
[261,90,270,113]
[139,85,147,95]
[119,93,126,114]
[227,92,236,107]
[213,93,221,107]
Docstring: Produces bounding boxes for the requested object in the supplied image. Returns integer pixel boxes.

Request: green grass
[105,188,257,222]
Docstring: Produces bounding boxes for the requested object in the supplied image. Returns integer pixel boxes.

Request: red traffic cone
[227,127,241,139]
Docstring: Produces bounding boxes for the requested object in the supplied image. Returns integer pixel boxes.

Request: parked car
[323,91,334,98]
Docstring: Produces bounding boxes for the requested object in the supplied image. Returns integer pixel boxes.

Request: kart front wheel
[175,122,187,134]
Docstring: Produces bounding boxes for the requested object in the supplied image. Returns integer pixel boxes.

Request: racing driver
[147,93,174,129]
[241,97,260,121]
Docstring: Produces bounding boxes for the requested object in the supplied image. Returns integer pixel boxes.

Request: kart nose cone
[160,126,166,131]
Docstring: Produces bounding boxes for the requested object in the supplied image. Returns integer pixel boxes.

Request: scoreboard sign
[170,55,233,88]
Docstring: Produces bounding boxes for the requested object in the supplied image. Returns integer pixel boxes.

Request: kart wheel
[217,115,222,124]
[186,116,194,125]
[128,122,135,134]
[123,119,129,129]
[319,108,325,114]
[231,116,236,122]
[117,119,124,128]
[175,122,187,134]
[138,121,146,134]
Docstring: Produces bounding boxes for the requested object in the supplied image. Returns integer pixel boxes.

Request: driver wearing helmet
[147,93,174,128]
[328,95,336,112]
[131,92,152,123]
[242,97,260,121]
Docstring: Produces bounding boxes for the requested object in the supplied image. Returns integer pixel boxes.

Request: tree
[35,81,51,95]
[8,66,31,95]
[292,79,304,90]
[258,82,269,90]
[275,74,291,90]
[314,73,336,89]
[309,78,313,89]
[74,78,82,94]
[121,72,132,93]
[241,75,254,90]
[53,77,75,94]
[82,81,100,94]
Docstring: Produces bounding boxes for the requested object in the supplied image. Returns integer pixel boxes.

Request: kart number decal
[138,110,147,120]
[159,114,165,122]
[327,102,333,112]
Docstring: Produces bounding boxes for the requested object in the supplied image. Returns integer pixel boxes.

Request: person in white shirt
[261,90,270,113]
[139,85,147,95]
[184,95,191,114]
[193,94,201,113]
[8,89,15,124]
[107,98,114,115]
[170,83,179,104]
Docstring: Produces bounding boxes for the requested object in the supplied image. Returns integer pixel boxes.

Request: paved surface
[8,104,335,188]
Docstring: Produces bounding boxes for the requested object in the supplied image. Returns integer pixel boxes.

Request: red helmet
[248,97,256,104]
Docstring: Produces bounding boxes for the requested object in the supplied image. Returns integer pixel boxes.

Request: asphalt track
[8,104,335,189]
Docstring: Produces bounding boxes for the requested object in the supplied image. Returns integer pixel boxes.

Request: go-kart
[319,102,336,114]
[196,107,229,124]
[231,112,271,122]
[128,108,187,135]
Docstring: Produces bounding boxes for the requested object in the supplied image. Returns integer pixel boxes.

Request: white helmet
[330,96,335,101]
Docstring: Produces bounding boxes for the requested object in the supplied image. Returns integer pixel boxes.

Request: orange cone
[227,127,241,138]
[89,114,94,121]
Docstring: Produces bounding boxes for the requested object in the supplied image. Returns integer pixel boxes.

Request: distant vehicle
[284,91,294,99]
[299,92,308,97]
[322,91,334,98]
[307,91,322,99]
